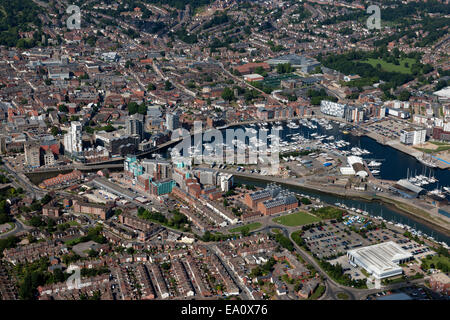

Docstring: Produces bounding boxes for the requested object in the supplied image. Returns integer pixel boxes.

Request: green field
[337,292,349,300]
[415,141,450,154]
[273,211,321,227]
[229,222,262,233]
[421,254,450,272]
[362,58,416,74]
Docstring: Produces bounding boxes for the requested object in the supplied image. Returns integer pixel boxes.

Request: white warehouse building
[347,241,413,279]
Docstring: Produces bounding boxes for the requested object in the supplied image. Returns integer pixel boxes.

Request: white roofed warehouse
[347,241,413,279]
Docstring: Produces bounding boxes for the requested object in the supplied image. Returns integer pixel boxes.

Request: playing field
[229,222,262,233]
[362,58,416,74]
[273,211,321,227]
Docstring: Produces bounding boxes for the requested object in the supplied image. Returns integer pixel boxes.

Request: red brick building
[72,200,112,220]
[429,273,450,295]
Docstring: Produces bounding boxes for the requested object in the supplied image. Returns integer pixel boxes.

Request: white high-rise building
[400,128,426,146]
[166,113,180,131]
[64,121,83,155]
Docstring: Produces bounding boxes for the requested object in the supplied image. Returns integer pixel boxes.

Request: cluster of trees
[164,80,173,91]
[221,87,235,102]
[146,0,213,10]
[80,266,110,278]
[319,49,432,95]
[319,260,367,288]
[203,13,229,30]
[435,80,448,92]
[66,226,107,247]
[306,88,337,106]
[16,257,74,300]
[200,231,234,242]
[300,197,312,205]
[276,63,293,74]
[291,230,306,249]
[281,149,318,158]
[0,174,10,184]
[249,81,274,94]
[272,233,294,251]
[249,257,277,278]
[421,246,450,272]
[0,199,11,224]
[268,41,285,53]
[0,236,19,258]
[137,208,190,231]
[138,207,167,224]
[0,0,42,48]
[127,102,147,115]
[85,123,116,134]
[232,85,262,103]
[174,28,197,44]
[381,0,450,22]
[311,206,344,220]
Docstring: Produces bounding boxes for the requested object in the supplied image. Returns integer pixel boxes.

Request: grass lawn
[337,292,349,300]
[273,211,321,227]
[308,284,325,300]
[416,141,450,154]
[229,222,262,234]
[422,254,450,271]
[415,145,450,154]
[362,58,416,74]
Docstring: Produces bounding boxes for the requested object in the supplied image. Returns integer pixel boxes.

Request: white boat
[287,121,299,129]
[368,161,381,167]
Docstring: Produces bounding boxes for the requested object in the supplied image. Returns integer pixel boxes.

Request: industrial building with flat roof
[347,241,413,279]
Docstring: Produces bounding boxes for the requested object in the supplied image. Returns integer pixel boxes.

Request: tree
[58,104,68,113]
[147,83,156,91]
[50,126,60,136]
[398,90,411,101]
[241,226,250,237]
[138,103,147,115]
[221,87,235,101]
[127,102,139,115]
[313,66,322,74]
[125,60,135,69]
[164,80,173,91]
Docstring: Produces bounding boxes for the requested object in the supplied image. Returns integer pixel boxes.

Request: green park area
[415,141,450,154]
[229,222,262,234]
[273,211,321,227]
[362,57,416,74]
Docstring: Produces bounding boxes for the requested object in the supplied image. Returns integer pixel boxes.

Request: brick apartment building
[244,184,298,215]
[39,170,84,188]
[429,272,450,295]
[72,199,113,220]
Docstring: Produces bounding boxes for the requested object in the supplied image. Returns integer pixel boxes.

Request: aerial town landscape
[0,0,449,306]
